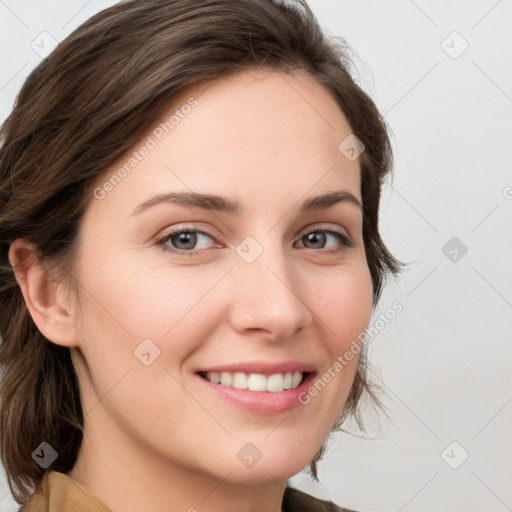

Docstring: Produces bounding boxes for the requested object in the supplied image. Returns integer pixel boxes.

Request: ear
[8,238,79,348]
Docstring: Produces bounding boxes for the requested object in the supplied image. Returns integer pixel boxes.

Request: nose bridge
[229,233,313,338]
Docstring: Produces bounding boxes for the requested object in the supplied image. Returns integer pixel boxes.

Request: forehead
[90,68,361,218]
[165,67,357,167]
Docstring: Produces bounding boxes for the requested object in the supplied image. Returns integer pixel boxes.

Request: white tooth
[232,372,248,390]
[220,372,232,386]
[283,372,293,389]
[247,373,267,391]
[291,371,303,389]
[207,372,221,384]
[267,373,284,392]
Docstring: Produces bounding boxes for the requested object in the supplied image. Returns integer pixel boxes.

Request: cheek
[75,246,233,367]
[71,250,225,440]
[305,263,373,413]
[316,263,373,353]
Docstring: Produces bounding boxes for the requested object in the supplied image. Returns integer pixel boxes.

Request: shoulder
[283,486,359,512]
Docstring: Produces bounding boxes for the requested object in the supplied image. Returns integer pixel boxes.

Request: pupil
[307,232,324,248]
[174,232,196,249]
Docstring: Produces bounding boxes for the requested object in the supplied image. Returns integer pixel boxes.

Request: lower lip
[195,372,316,415]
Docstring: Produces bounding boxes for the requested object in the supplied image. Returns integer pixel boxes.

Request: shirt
[18,471,357,512]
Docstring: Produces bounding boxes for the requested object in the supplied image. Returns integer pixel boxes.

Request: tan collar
[21,471,111,512]
[21,470,346,512]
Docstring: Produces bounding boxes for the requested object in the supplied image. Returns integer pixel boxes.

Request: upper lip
[195,361,317,376]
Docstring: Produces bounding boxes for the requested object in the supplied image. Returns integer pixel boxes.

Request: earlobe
[8,238,78,348]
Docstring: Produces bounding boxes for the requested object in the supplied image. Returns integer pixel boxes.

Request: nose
[228,241,314,342]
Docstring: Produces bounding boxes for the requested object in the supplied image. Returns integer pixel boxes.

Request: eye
[156,228,219,254]
[295,228,354,252]
[155,226,354,255]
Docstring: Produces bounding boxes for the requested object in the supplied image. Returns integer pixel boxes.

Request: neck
[68,406,288,512]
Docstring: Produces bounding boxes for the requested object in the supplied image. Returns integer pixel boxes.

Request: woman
[0,0,404,510]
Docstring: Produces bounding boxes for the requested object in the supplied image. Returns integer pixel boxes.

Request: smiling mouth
[196,370,311,392]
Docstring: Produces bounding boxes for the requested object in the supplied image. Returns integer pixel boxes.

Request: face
[69,68,373,484]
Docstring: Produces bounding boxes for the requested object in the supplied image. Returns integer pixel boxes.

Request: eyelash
[154,225,354,256]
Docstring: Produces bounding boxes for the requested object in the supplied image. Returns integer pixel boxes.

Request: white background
[1,1,511,511]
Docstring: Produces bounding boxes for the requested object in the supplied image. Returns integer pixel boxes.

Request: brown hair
[0,0,405,504]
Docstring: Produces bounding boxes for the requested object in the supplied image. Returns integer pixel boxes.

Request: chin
[213,435,321,485]
[220,457,311,486]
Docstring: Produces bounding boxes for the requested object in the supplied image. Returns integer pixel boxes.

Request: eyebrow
[130,189,362,217]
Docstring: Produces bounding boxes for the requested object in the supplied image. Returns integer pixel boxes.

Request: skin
[10,68,373,512]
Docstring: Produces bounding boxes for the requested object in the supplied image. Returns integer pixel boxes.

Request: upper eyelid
[161,222,351,239]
